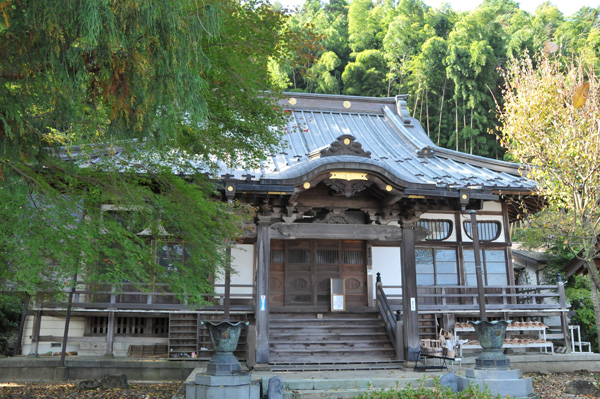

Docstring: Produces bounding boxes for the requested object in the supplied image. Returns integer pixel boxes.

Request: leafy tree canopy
[498,51,600,346]
[0,0,297,303]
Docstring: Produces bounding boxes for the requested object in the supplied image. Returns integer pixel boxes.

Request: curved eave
[259,155,437,190]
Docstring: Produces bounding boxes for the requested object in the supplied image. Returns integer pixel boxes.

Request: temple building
[20,93,569,369]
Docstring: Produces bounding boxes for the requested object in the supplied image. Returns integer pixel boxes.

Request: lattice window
[464,249,507,286]
[463,221,501,241]
[416,248,458,285]
[342,250,363,264]
[270,249,285,264]
[87,316,168,336]
[288,249,310,263]
[89,316,109,334]
[316,249,338,264]
[417,219,453,241]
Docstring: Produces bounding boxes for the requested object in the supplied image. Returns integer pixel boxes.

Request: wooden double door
[269,239,367,309]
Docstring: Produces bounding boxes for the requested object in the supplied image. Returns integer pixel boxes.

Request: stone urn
[469,320,511,369]
[202,320,249,376]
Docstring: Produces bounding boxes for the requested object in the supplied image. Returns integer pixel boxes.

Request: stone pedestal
[458,368,537,398]
[186,321,258,399]
[186,372,260,399]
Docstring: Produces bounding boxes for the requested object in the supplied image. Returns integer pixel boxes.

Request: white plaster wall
[482,201,502,212]
[372,246,402,299]
[215,244,254,298]
[22,315,85,355]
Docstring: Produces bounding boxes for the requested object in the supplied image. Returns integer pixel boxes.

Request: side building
[20,93,569,367]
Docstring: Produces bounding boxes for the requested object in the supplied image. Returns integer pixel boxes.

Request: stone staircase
[269,312,402,371]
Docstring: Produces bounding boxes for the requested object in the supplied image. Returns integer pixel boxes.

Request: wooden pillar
[401,224,420,361]
[105,311,115,357]
[366,241,374,308]
[14,295,29,356]
[255,218,271,364]
[29,309,41,357]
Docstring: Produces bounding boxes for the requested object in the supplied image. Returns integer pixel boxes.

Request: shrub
[355,377,502,399]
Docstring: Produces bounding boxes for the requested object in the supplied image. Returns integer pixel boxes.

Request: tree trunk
[590,260,600,350]
[425,88,430,137]
[387,65,393,97]
[463,103,467,153]
[419,90,424,122]
[455,99,459,152]
[437,79,446,146]
[413,89,420,118]
[470,108,474,154]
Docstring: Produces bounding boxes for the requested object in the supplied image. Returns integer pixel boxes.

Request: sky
[276,0,595,17]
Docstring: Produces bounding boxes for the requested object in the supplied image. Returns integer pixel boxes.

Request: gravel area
[529,371,600,398]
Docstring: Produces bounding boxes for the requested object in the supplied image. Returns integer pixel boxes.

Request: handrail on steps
[375,272,404,361]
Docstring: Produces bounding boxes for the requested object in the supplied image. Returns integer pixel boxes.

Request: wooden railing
[377,275,572,354]
[375,273,404,361]
[380,283,568,313]
[34,282,255,312]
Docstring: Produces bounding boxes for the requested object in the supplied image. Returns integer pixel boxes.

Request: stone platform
[186,371,259,399]
[458,368,536,398]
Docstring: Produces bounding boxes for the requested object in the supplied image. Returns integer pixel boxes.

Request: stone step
[270,342,394,351]
[261,375,421,398]
[284,388,372,399]
[270,313,380,320]
[270,327,387,334]
[270,321,382,328]
[270,337,390,344]
[268,361,403,372]
[269,312,396,366]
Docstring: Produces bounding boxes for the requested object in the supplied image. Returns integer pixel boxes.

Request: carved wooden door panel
[314,240,343,306]
[270,239,368,308]
[340,240,367,308]
[284,240,313,306]
[269,240,285,307]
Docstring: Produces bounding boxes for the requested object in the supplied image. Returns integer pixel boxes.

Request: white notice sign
[332,294,344,311]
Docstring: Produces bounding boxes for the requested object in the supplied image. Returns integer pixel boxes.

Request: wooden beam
[296,196,381,209]
[270,223,403,241]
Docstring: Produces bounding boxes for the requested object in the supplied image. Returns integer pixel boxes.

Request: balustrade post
[558,275,572,352]
[395,318,404,361]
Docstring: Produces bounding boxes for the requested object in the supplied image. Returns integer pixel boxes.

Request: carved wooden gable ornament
[320,135,371,158]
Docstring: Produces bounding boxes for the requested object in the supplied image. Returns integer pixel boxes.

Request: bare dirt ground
[0,372,599,398]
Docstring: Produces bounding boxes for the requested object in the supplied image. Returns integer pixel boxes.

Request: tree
[498,51,600,347]
[0,0,294,303]
[348,0,377,54]
[342,49,387,96]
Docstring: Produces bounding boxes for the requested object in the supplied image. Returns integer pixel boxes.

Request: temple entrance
[269,239,367,309]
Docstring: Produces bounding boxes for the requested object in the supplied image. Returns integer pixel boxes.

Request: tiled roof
[219,93,534,192]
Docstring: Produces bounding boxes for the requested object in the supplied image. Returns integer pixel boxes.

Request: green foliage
[500,50,600,349]
[355,377,501,399]
[0,0,297,304]
[566,275,598,351]
[273,0,596,159]
[0,294,23,355]
[342,49,387,96]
